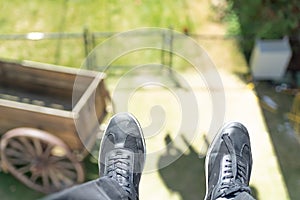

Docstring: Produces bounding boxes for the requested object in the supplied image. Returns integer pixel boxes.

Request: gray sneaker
[204,122,253,200]
[99,113,146,199]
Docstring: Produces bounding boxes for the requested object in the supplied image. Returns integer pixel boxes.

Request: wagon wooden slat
[0,59,110,193]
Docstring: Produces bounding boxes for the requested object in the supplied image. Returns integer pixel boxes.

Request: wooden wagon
[0,59,110,193]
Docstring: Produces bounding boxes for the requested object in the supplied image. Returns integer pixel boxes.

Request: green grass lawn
[2,1,295,200]
[0,1,228,199]
[0,171,43,200]
[0,0,198,68]
[1,0,196,34]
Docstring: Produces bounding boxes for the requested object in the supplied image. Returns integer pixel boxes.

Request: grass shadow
[250,185,259,200]
[158,134,206,200]
[255,81,300,200]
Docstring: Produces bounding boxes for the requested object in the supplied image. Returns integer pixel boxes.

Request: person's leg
[42,177,128,200]
[215,192,255,200]
[43,112,146,200]
[204,122,256,200]
[232,191,255,200]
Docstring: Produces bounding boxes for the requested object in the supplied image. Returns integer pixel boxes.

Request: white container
[250,37,292,80]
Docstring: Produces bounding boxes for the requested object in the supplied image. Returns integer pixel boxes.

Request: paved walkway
[217,70,289,200]
[115,69,290,200]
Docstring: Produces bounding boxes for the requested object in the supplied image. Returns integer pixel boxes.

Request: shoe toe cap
[224,123,252,156]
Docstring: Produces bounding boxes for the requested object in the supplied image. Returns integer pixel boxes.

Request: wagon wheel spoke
[18,164,31,174]
[42,144,53,158]
[18,137,36,156]
[33,138,43,156]
[42,170,50,189]
[1,128,85,194]
[48,156,66,163]
[48,159,77,187]
[5,148,27,159]
[8,157,31,165]
[58,174,73,186]
[53,167,74,187]
[52,161,78,179]
[49,169,61,189]
[53,160,77,170]
[30,172,40,183]
[8,139,27,153]
[6,148,32,162]
[55,167,77,180]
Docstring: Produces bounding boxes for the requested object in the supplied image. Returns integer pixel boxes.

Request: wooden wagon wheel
[0,128,85,194]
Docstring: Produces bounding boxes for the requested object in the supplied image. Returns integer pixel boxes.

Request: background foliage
[223,0,300,58]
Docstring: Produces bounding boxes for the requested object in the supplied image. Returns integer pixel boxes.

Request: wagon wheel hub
[30,158,49,173]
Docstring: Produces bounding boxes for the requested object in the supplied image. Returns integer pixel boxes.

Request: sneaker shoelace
[216,134,251,198]
[106,152,133,196]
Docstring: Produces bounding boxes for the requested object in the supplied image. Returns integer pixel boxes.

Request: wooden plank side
[95,81,109,122]
[0,59,109,155]
[22,60,102,77]
[0,60,94,102]
[0,99,74,118]
[0,105,83,151]
[74,80,108,153]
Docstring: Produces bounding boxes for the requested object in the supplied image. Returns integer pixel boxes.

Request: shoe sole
[204,121,249,200]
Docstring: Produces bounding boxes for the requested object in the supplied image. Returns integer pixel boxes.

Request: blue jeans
[42,177,131,200]
[234,192,256,200]
[43,178,254,200]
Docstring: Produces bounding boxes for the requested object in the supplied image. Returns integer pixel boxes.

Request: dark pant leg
[42,177,129,200]
[233,191,256,200]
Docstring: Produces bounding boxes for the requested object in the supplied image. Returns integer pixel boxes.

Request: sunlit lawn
[0,0,227,199]
[0,0,197,68]
[1,0,288,200]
